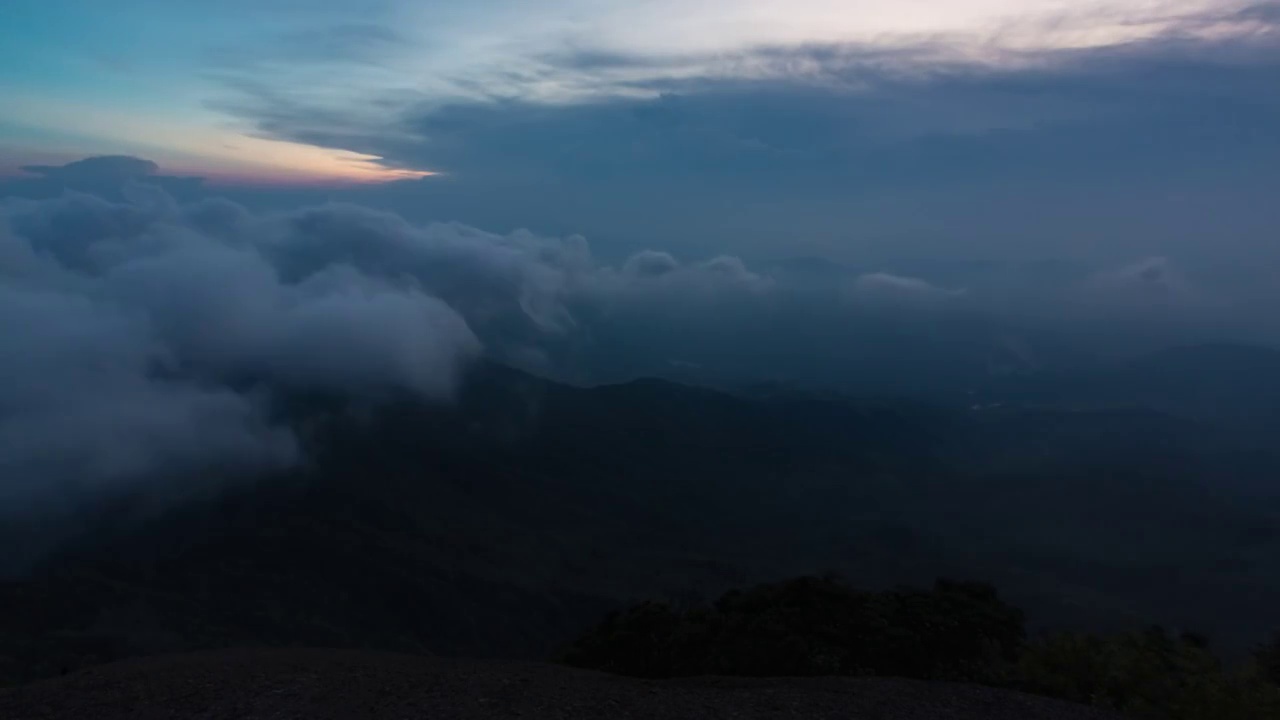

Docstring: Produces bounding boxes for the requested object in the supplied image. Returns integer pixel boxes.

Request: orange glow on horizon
[167,134,438,186]
[2,92,437,188]
[195,166,439,188]
[173,157,438,188]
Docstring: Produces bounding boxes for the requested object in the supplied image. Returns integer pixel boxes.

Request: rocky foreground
[0,649,1121,720]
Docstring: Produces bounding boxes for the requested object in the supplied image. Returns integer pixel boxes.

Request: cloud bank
[0,190,479,508]
[0,171,786,509]
[3,157,1279,511]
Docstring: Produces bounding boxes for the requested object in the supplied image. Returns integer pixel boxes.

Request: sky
[1,0,1275,181]
[2,1,1278,261]
[1,0,1277,289]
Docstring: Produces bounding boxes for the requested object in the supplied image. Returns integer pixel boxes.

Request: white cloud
[0,191,484,506]
[550,0,1243,55]
[341,0,1271,104]
[846,272,966,308]
[0,177,786,505]
[0,282,298,507]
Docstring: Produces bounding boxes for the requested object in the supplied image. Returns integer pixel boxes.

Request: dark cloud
[21,156,160,184]
[1231,1,1280,23]
[222,15,1280,179]
[10,155,206,203]
[207,26,1280,264]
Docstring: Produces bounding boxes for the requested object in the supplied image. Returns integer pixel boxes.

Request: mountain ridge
[3,344,1280,684]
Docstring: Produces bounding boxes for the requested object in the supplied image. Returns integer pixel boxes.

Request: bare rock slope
[1,649,1121,720]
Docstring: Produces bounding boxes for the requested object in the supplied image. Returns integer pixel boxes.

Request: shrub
[561,575,1024,680]
[1255,631,1280,687]
[562,576,1280,719]
[1016,628,1280,720]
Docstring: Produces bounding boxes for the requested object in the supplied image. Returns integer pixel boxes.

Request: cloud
[578,252,776,338]
[7,155,1280,513]
[1240,1,1280,21]
[20,156,160,184]
[202,24,1280,265]
[0,161,786,508]
[1075,256,1208,319]
[622,250,680,279]
[606,253,772,294]
[847,272,966,308]
[0,280,298,509]
[206,1,1280,117]
[1090,256,1190,295]
[0,185,484,510]
[220,7,1280,161]
[12,155,207,203]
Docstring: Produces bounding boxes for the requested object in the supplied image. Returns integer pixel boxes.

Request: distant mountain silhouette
[987,343,1280,422]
